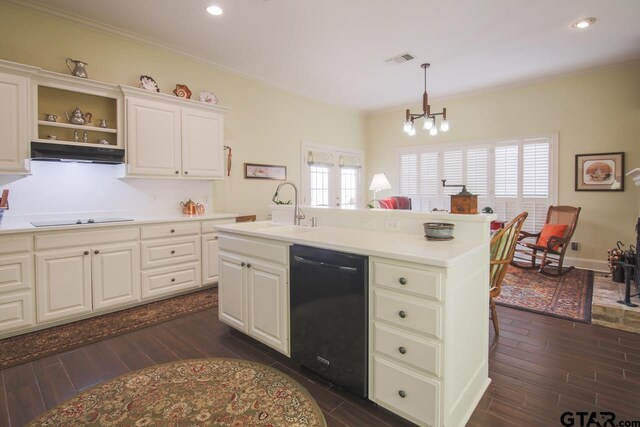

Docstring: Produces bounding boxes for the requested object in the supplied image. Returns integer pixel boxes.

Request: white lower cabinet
[36,241,140,323]
[202,233,220,284]
[218,234,290,356]
[0,245,35,334]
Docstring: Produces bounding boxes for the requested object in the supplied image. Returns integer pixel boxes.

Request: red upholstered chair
[511,205,581,276]
[378,196,412,210]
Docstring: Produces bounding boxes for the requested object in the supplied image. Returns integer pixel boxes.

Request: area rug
[0,288,217,370]
[495,266,593,323]
[28,358,326,427]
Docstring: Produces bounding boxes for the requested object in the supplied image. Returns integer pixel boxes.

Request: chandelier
[402,63,449,136]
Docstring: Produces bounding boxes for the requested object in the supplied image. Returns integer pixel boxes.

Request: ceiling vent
[384,53,415,65]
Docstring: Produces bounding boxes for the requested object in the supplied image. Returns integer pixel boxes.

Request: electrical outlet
[571,242,579,251]
[362,218,375,229]
[385,220,399,230]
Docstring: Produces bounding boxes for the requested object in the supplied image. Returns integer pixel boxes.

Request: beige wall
[366,62,640,266]
[0,2,366,219]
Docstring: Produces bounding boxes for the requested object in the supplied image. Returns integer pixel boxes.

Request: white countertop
[0,211,238,234]
[215,221,487,267]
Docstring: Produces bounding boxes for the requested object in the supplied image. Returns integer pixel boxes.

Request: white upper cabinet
[121,86,227,179]
[0,71,31,173]
[126,97,181,176]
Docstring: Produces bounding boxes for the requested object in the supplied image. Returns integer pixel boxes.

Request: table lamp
[369,173,392,205]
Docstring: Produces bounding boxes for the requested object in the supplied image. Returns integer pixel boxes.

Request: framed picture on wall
[575,152,624,191]
[244,163,287,180]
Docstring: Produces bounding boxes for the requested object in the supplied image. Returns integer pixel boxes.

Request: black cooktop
[30,217,134,227]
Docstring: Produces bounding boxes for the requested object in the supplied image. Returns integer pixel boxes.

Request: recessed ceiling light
[206,5,223,16]
[572,17,596,29]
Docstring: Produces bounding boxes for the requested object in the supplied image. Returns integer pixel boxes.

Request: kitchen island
[215,210,492,427]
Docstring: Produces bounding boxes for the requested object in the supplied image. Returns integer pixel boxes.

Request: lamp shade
[369,173,392,191]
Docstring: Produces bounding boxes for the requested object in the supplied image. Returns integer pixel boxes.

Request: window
[301,142,365,208]
[399,135,557,231]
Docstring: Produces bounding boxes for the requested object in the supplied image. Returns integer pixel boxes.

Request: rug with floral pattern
[495,266,593,323]
[0,288,217,370]
[28,358,326,427]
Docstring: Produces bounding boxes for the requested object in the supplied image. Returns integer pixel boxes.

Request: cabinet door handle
[399,277,407,285]
[398,310,407,319]
[214,236,219,240]
[171,250,176,254]
[83,250,89,255]
[398,346,407,354]
[171,278,176,282]
[94,250,100,255]
[170,229,175,233]
[398,390,407,398]
[175,170,179,175]
[247,263,252,268]
[241,262,246,267]
[184,171,189,175]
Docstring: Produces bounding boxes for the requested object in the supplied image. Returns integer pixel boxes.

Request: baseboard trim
[564,256,608,272]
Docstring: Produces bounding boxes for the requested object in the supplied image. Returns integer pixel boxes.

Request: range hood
[31,142,125,164]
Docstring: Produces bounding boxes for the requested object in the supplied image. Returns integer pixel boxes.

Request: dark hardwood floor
[1,305,640,426]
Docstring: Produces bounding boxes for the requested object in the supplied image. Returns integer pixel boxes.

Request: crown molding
[5,0,362,113]
[368,57,640,116]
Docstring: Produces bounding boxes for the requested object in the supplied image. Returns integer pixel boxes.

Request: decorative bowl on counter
[423,222,455,241]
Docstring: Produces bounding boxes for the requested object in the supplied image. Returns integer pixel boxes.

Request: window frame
[300,141,365,208]
[398,133,558,228]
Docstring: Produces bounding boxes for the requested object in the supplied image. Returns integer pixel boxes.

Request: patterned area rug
[28,358,326,426]
[0,288,217,370]
[495,266,594,323]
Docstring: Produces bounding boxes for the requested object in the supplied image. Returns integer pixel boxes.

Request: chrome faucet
[272,181,305,225]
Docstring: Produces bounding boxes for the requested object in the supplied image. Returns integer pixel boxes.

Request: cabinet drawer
[201,219,235,234]
[0,236,32,255]
[0,253,33,293]
[141,236,200,269]
[140,222,200,240]
[0,291,34,334]
[141,262,201,299]
[373,323,441,377]
[374,289,442,339]
[372,356,440,427]
[35,228,139,250]
[373,260,442,301]
[218,234,288,265]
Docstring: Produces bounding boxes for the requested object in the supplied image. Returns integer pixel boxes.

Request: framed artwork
[244,163,287,180]
[575,152,624,191]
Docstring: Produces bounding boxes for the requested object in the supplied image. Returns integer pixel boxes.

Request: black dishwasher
[290,244,368,398]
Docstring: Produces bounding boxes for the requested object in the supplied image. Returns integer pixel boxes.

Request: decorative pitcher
[65,58,88,79]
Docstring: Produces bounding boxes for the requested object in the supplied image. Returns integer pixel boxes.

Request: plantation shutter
[494,144,519,221]
[419,151,440,211]
[400,153,418,207]
[442,149,463,210]
[521,139,551,233]
[466,147,489,210]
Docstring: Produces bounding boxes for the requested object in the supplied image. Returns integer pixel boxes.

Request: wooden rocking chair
[511,205,581,277]
[490,212,528,335]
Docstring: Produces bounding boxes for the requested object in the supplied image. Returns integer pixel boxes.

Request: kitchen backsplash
[0,162,214,216]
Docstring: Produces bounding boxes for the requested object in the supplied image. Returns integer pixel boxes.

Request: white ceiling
[22,0,640,111]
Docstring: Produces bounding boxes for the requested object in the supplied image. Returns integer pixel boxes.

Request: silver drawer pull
[398,390,407,398]
[398,346,406,355]
[399,277,407,285]
[398,310,407,319]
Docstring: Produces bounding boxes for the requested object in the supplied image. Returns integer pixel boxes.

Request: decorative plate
[139,75,159,92]
[173,84,192,99]
[199,90,218,104]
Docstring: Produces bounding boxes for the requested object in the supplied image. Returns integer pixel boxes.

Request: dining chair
[490,211,528,335]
